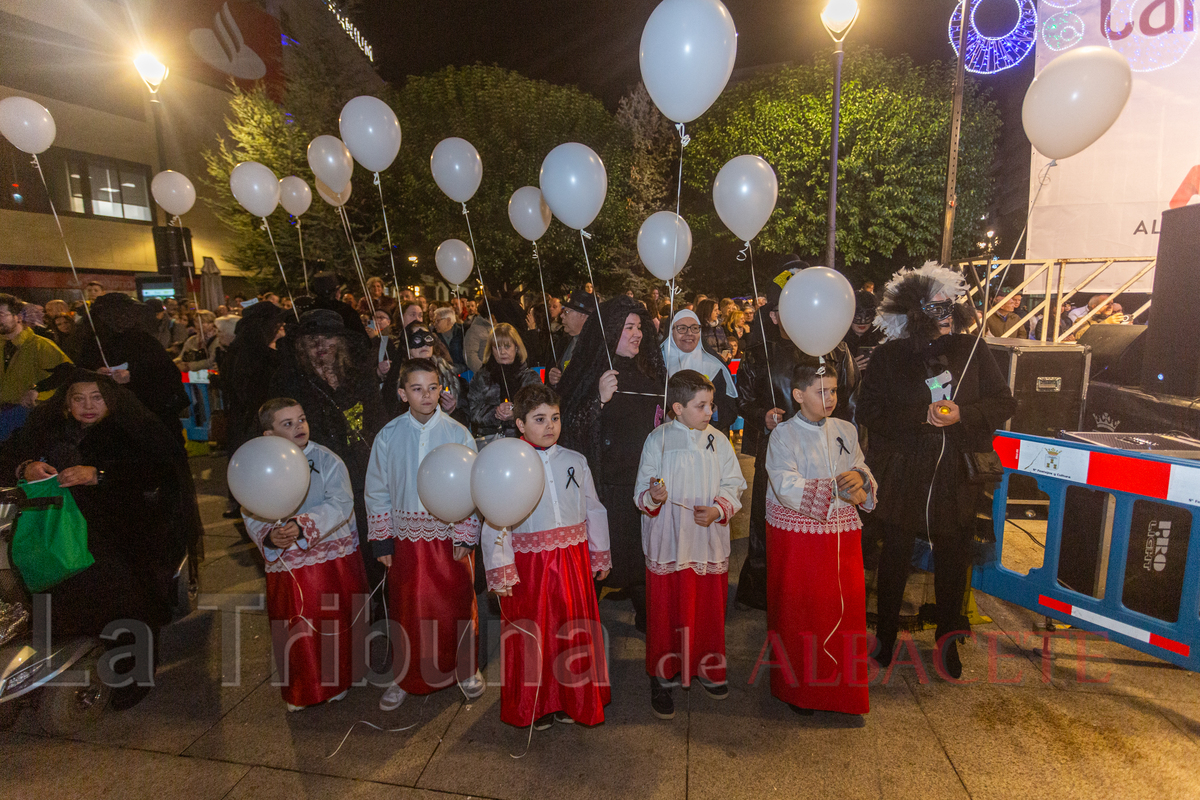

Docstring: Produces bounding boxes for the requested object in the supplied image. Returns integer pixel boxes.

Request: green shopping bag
[11,477,94,593]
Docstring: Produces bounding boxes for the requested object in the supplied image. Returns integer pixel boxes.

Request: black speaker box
[152,226,194,277]
[1141,204,1200,394]
[1078,324,1146,386]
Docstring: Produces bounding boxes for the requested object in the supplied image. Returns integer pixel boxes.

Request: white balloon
[639,0,738,123]
[539,142,608,231]
[778,267,856,358]
[150,170,196,217]
[637,211,692,281]
[0,96,56,154]
[471,438,545,529]
[307,135,354,193]
[430,137,483,203]
[417,443,477,523]
[339,95,402,173]
[279,176,313,217]
[508,186,552,242]
[713,155,778,242]
[315,177,352,207]
[226,437,311,520]
[1022,46,1132,161]
[229,161,280,218]
[435,239,474,285]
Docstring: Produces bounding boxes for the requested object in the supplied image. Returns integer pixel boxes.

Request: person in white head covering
[661,309,739,435]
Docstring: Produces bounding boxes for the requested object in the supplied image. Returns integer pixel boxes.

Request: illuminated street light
[820,0,859,269]
[134,52,168,96]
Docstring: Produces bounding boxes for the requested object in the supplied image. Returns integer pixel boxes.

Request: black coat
[467,360,542,438]
[857,333,1016,533]
[74,329,189,437]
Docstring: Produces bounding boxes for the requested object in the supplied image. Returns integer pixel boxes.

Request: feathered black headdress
[875,261,974,342]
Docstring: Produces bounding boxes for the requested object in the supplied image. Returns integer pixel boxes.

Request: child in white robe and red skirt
[635,370,746,720]
[365,359,484,711]
[242,398,370,711]
[480,383,613,730]
[765,359,877,716]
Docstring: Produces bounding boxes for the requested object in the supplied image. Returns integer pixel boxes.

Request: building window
[0,138,153,224]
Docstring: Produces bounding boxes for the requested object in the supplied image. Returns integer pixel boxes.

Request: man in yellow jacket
[0,293,71,439]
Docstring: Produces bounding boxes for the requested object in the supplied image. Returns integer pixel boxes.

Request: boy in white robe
[635,370,746,720]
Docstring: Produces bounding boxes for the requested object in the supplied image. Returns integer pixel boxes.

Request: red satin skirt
[387,537,479,695]
[766,522,870,714]
[645,568,728,686]
[266,551,369,708]
[498,541,610,726]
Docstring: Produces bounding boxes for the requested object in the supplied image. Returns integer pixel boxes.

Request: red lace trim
[714,496,735,525]
[766,500,862,535]
[367,511,392,541]
[452,515,482,546]
[486,563,519,592]
[638,488,663,517]
[511,522,587,553]
[266,533,358,574]
[797,478,836,520]
[591,549,612,573]
[369,509,478,543]
[646,558,729,576]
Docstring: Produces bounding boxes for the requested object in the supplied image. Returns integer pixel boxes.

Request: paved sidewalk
[4,455,1199,799]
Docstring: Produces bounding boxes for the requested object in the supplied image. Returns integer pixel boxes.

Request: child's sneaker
[697,677,729,700]
[553,711,574,725]
[379,683,407,711]
[327,689,348,704]
[650,676,674,720]
[533,713,554,731]
[459,670,486,700]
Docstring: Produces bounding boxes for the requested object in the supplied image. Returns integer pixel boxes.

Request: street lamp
[821,0,859,270]
[134,52,169,179]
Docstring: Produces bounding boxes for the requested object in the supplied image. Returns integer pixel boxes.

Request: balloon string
[578,229,613,372]
[462,203,509,400]
[261,217,301,321]
[29,154,108,369]
[173,214,202,312]
[499,590,543,759]
[296,218,310,294]
[660,122,688,431]
[533,241,557,366]
[374,172,406,325]
[337,206,384,348]
[819,420,844,669]
[660,276,675,461]
[745,241,778,411]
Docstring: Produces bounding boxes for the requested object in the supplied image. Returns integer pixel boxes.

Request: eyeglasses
[921,300,956,321]
[852,311,874,325]
[673,324,701,335]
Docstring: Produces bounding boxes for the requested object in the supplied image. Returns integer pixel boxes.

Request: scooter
[0,486,111,735]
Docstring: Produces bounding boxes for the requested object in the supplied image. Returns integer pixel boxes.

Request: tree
[682,48,1001,293]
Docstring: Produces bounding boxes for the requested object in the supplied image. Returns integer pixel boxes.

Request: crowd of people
[0,257,1020,728]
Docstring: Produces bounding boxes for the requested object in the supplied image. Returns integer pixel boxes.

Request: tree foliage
[682,48,1001,292]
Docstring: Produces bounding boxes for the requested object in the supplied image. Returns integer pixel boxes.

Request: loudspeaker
[1141,204,1200,394]
[1078,324,1146,386]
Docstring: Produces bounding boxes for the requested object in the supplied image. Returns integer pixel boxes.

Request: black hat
[854,290,877,313]
[296,308,346,336]
[309,271,339,300]
[240,298,286,326]
[562,289,596,316]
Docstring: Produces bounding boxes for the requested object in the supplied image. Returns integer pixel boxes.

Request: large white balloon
[1022,46,1132,161]
[307,135,354,193]
[430,137,483,203]
[227,436,311,520]
[279,176,313,217]
[713,155,778,242]
[417,443,477,523]
[339,95,402,173]
[0,96,56,154]
[435,239,474,285]
[539,142,608,231]
[471,438,545,529]
[150,171,196,217]
[637,211,692,281]
[508,186,553,242]
[229,161,280,218]
[778,267,856,358]
[315,177,352,207]
[639,0,738,123]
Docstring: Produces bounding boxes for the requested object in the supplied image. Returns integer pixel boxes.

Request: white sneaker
[327,689,348,704]
[379,683,407,711]
[285,702,305,712]
[459,670,486,700]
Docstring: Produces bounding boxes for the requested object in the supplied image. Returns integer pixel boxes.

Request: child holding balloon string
[241,397,370,712]
[479,383,612,731]
[365,358,484,712]
[634,369,746,721]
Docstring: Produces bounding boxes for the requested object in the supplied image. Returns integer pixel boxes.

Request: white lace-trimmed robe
[365,409,481,553]
[243,441,359,570]
[764,414,877,532]
[634,420,746,575]
[480,444,612,591]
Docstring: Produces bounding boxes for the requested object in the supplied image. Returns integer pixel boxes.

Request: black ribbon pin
[836,436,850,456]
[566,466,580,489]
[308,459,320,474]
[706,434,715,452]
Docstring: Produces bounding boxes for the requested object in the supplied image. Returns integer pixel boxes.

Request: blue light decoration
[1042,9,1085,51]
[948,0,1038,74]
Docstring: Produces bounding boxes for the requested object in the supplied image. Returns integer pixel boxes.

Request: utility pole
[940,0,972,266]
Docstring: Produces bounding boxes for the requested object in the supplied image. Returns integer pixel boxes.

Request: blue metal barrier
[973,431,1200,671]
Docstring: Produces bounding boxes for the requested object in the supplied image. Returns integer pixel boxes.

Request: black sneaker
[533,713,554,731]
[650,677,675,720]
[789,704,815,716]
[553,711,574,725]
[697,678,729,700]
[939,637,963,680]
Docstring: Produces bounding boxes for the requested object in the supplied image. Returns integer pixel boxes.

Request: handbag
[10,477,94,592]
[962,449,1004,485]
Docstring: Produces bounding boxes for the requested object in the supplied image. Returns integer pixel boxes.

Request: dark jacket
[438,323,467,374]
[701,322,730,361]
[468,359,542,438]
